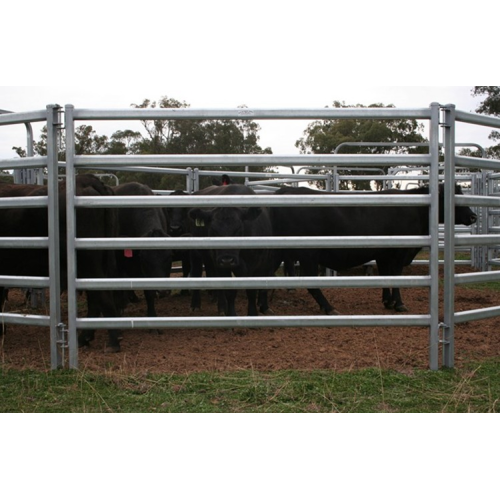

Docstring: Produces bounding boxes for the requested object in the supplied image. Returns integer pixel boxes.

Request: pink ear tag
[124,249,133,258]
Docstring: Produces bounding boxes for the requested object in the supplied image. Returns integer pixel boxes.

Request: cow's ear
[189,208,212,227]
[243,207,262,221]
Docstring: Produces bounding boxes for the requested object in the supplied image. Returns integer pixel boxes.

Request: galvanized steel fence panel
[8,102,499,371]
[0,105,63,369]
[62,103,443,370]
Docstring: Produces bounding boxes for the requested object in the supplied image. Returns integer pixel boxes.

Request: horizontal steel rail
[74,194,431,208]
[0,275,50,287]
[0,157,48,170]
[455,109,500,129]
[76,275,432,291]
[74,154,432,168]
[74,235,432,251]
[0,237,50,249]
[455,155,500,171]
[455,306,500,324]
[0,312,51,327]
[456,234,500,246]
[0,196,48,208]
[0,109,47,126]
[72,107,433,121]
[455,195,500,208]
[76,314,432,331]
[454,270,500,286]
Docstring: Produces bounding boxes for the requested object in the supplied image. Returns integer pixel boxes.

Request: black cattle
[188,184,274,316]
[0,174,123,350]
[270,184,477,314]
[164,190,191,281]
[112,182,172,320]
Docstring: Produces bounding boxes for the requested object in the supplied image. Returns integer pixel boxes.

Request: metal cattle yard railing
[0,106,64,365]
[2,102,500,372]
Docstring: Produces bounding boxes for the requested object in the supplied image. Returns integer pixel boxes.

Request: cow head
[438,184,477,226]
[189,206,262,269]
[166,191,190,238]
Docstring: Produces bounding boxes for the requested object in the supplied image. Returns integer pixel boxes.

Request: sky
[0,86,493,160]
[1,0,497,160]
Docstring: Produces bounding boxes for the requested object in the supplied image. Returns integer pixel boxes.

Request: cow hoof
[260,308,275,315]
[395,305,409,313]
[78,334,94,348]
[326,308,340,315]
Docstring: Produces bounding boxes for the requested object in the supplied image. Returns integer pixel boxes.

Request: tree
[295,101,427,190]
[129,97,273,190]
[472,87,500,159]
[473,87,500,116]
[12,96,273,190]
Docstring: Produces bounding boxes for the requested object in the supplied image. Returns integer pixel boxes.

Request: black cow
[164,177,233,292]
[270,184,477,314]
[188,184,274,316]
[0,174,123,351]
[112,182,172,320]
[164,190,191,281]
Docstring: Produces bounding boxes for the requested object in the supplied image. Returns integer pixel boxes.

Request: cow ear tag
[196,218,205,227]
[124,249,133,258]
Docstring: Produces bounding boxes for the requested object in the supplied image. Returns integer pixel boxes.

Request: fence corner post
[442,104,457,369]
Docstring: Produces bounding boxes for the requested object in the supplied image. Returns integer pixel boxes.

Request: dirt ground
[2,265,500,374]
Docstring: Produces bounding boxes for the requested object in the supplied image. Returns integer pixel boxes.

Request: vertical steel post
[428,103,441,370]
[46,105,63,369]
[442,104,457,368]
[65,105,79,369]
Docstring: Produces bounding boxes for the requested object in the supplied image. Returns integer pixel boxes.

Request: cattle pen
[1,103,500,371]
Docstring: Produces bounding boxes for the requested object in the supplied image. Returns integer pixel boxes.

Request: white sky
[0,86,493,159]
[1,0,497,159]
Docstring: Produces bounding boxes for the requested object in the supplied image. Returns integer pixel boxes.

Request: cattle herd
[0,174,477,352]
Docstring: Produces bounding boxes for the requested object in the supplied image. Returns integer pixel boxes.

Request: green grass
[1,360,500,412]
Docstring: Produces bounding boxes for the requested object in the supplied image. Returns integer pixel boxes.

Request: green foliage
[295,101,428,190]
[12,96,272,191]
[472,87,500,160]
[473,86,500,117]
[1,360,499,412]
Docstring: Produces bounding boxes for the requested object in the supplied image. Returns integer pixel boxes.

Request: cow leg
[292,255,339,315]
[217,291,228,315]
[144,289,165,335]
[382,288,395,309]
[0,287,7,336]
[223,289,237,316]
[246,289,259,316]
[189,249,204,311]
[391,288,408,313]
[258,289,271,314]
[299,262,338,314]
[79,291,123,352]
[307,288,338,314]
[144,290,157,317]
[377,260,408,313]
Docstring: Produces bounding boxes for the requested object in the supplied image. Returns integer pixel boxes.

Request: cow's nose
[218,256,237,268]
[169,225,182,236]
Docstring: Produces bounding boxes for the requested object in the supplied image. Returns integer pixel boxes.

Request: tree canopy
[295,101,427,190]
[472,87,500,159]
[12,96,273,190]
